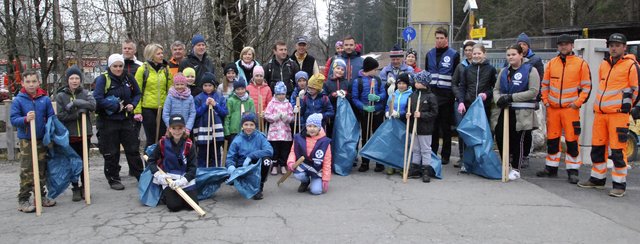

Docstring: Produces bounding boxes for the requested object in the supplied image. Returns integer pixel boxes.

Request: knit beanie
[201,72,216,86]
[234,77,247,90]
[396,73,413,85]
[362,57,379,73]
[516,32,531,47]
[274,81,287,95]
[225,63,239,75]
[191,34,206,47]
[241,112,257,126]
[306,113,323,128]
[183,67,196,77]
[65,65,83,82]
[253,66,265,77]
[295,71,309,82]
[335,41,344,48]
[173,73,188,85]
[308,74,325,91]
[108,54,124,67]
[333,59,347,69]
[414,70,432,87]
[389,44,404,58]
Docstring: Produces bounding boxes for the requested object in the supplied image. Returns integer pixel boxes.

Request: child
[218,63,239,99]
[323,58,351,137]
[352,57,387,172]
[226,112,274,200]
[264,82,294,175]
[11,70,56,212]
[290,71,309,109]
[300,74,334,134]
[147,114,198,212]
[246,66,272,131]
[55,66,96,201]
[162,73,196,133]
[405,71,438,183]
[287,113,332,195]
[183,67,200,97]
[194,72,228,167]
[384,72,413,175]
[224,79,256,143]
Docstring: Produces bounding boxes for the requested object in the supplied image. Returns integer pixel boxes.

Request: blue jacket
[225,130,273,168]
[380,63,414,84]
[193,91,228,144]
[328,51,363,82]
[300,93,334,127]
[10,89,55,140]
[351,71,387,112]
[385,87,413,116]
[93,70,141,120]
[289,86,303,108]
[162,93,196,130]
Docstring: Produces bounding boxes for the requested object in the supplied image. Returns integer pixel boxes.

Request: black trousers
[495,109,532,170]
[142,108,167,148]
[357,111,384,165]
[163,187,198,212]
[270,141,292,167]
[97,118,143,183]
[432,102,454,161]
[69,138,91,187]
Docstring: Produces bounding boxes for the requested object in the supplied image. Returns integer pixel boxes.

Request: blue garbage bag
[44,116,83,199]
[104,95,120,115]
[429,152,443,179]
[145,144,157,157]
[456,97,502,179]
[138,166,162,207]
[359,119,407,169]
[196,167,229,200]
[225,161,262,199]
[332,97,361,176]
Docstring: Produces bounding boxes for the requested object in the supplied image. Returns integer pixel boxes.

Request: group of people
[11,29,638,213]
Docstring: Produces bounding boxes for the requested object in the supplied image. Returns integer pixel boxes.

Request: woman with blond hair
[235,46,261,82]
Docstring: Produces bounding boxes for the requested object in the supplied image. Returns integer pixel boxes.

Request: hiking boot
[110,181,125,190]
[425,166,436,178]
[577,180,605,189]
[358,163,369,172]
[609,188,626,197]
[41,197,56,207]
[252,192,264,200]
[271,166,279,175]
[17,200,35,213]
[408,164,422,179]
[298,182,310,193]
[374,164,385,172]
[536,166,558,178]
[453,159,461,168]
[567,169,579,184]
[421,167,431,183]
[386,168,395,175]
[72,187,83,202]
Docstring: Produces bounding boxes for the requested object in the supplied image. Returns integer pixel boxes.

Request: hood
[19,87,48,100]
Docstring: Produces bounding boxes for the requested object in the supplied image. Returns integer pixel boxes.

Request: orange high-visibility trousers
[546,107,582,169]
[590,112,629,189]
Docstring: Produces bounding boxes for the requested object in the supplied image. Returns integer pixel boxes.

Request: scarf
[169,87,191,100]
[238,92,250,101]
[241,61,255,69]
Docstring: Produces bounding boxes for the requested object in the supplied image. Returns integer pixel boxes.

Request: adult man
[328,35,363,83]
[424,27,459,165]
[291,36,319,77]
[380,44,414,85]
[537,34,591,184]
[168,41,186,76]
[121,39,143,78]
[451,41,475,168]
[264,40,300,98]
[579,33,638,197]
[515,32,544,79]
[179,34,215,87]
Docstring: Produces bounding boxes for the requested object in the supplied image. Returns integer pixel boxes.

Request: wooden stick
[156,168,206,217]
[81,113,91,204]
[402,100,412,182]
[277,157,305,186]
[258,94,264,132]
[155,107,162,144]
[30,120,42,216]
[222,140,228,166]
[367,79,375,140]
[502,108,510,183]
[294,96,300,134]
[404,92,422,183]
[241,103,245,114]
[212,107,218,167]
[206,106,212,168]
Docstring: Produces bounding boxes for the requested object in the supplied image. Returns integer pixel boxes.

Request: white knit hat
[108,54,125,67]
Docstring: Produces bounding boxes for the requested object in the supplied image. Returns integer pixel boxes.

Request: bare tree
[0,0,22,96]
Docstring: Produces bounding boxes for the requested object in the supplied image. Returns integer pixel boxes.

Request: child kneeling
[287,113,332,195]
[147,114,198,212]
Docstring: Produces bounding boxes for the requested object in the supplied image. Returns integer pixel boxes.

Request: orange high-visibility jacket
[541,54,592,108]
[594,54,639,114]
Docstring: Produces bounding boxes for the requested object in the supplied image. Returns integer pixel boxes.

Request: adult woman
[134,43,173,147]
[235,46,261,82]
[455,44,497,120]
[492,44,540,180]
[94,54,143,190]
[405,49,422,73]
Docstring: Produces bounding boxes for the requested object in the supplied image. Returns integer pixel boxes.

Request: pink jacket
[287,130,332,182]
[247,82,272,113]
[264,97,294,141]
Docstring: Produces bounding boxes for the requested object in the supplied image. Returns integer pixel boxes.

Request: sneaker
[453,159,461,168]
[72,187,83,202]
[358,163,369,172]
[280,166,287,174]
[374,164,385,172]
[17,200,35,213]
[252,192,263,200]
[41,197,56,207]
[110,181,125,190]
[386,168,395,175]
[609,188,626,197]
[298,182,310,193]
[577,180,605,189]
[271,167,278,175]
[508,169,520,180]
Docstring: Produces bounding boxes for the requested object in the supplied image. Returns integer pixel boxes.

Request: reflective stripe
[590,162,607,179]
[560,96,578,103]
[550,86,578,94]
[612,166,627,183]
[436,80,452,87]
[430,73,452,81]
[581,88,591,93]
[542,79,550,85]
[565,154,581,163]
[510,102,536,109]
[623,98,632,104]
[545,152,561,167]
[580,80,590,86]
[540,86,550,91]
[596,89,622,96]
[600,100,622,107]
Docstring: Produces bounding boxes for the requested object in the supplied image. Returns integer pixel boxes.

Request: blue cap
[295,71,309,82]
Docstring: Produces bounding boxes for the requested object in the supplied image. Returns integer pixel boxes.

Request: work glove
[337,90,346,98]
[367,94,381,102]
[363,106,376,113]
[322,180,329,193]
[391,111,400,118]
[73,99,92,109]
[387,84,396,97]
[227,166,236,175]
[134,114,143,122]
[632,106,640,120]
[65,102,75,111]
[287,161,295,172]
[478,93,487,101]
[386,75,396,85]
[299,89,306,97]
[385,111,390,119]
[170,177,188,190]
[496,95,512,109]
[153,171,170,186]
[243,157,252,167]
[293,106,300,114]
[457,103,466,115]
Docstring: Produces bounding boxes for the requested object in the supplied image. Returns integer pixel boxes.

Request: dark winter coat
[264,56,300,98]
[453,59,497,105]
[407,88,438,135]
[179,52,215,87]
[55,86,96,137]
